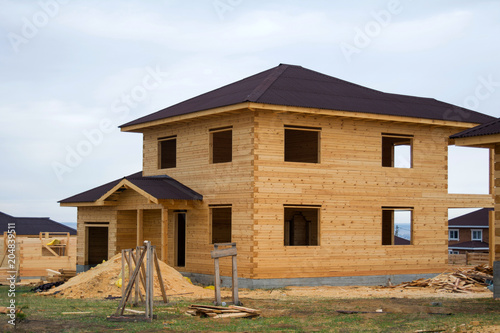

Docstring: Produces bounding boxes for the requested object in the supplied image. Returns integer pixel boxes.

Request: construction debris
[388,265,493,293]
[187,304,260,319]
[31,281,64,292]
[47,268,76,283]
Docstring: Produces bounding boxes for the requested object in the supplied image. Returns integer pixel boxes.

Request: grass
[1,286,499,332]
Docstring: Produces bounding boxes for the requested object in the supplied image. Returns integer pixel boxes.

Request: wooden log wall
[251,109,492,279]
[19,236,76,277]
[142,112,255,278]
[76,107,494,280]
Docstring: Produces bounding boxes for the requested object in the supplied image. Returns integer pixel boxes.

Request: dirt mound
[43,253,212,299]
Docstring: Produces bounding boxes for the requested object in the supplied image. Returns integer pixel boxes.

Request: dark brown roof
[59,172,203,203]
[394,235,411,245]
[448,208,492,227]
[448,241,489,250]
[0,211,76,235]
[450,117,500,139]
[121,64,495,128]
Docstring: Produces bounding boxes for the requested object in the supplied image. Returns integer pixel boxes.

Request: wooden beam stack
[389,265,493,293]
[187,304,260,319]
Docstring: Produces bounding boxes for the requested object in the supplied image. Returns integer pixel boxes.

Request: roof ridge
[245,64,290,102]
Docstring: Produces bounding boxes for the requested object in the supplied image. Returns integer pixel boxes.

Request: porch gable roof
[59,172,203,205]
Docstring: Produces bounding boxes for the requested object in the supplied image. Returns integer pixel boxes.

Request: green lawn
[1,286,499,332]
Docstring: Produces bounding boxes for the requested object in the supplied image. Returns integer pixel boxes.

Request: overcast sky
[1,0,499,223]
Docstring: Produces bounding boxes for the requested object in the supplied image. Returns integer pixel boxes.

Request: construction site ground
[6,256,497,332]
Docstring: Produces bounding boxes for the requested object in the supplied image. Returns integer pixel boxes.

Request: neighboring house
[60,64,495,287]
[448,208,491,254]
[0,211,76,236]
[0,211,76,280]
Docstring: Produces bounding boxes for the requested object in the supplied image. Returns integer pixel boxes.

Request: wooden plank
[211,247,237,259]
[232,254,239,306]
[214,257,221,306]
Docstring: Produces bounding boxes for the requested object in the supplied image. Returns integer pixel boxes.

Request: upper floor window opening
[382,133,413,168]
[158,135,177,169]
[210,126,232,164]
[284,125,321,163]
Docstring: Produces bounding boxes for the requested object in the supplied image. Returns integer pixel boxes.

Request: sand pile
[43,253,212,299]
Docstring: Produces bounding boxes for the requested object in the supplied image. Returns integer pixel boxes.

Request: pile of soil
[43,254,213,299]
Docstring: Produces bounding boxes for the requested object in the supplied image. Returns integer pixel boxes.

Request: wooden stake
[121,249,125,301]
[153,248,168,303]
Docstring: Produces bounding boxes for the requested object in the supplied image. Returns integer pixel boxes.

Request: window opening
[210,206,231,244]
[158,136,176,169]
[382,208,412,245]
[210,127,232,164]
[471,229,482,241]
[382,134,412,168]
[284,206,319,246]
[284,126,320,163]
[449,229,459,241]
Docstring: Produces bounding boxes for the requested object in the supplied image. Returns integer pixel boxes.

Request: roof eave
[120,102,251,133]
[121,101,484,133]
[452,133,500,148]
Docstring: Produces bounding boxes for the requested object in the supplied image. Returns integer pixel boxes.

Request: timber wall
[76,108,494,281]
[251,109,492,279]
[142,112,255,278]
[19,236,76,278]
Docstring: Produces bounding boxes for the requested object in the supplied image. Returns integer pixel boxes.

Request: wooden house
[60,64,496,287]
[0,211,76,281]
[448,208,491,254]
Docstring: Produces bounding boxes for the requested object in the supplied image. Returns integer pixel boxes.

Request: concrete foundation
[181,272,440,289]
[76,264,98,273]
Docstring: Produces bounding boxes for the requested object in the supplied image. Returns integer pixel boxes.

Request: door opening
[176,213,186,267]
[87,226,108,265]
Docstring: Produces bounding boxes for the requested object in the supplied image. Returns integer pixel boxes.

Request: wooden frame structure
[211,242,239,306]
[109,241,167,322]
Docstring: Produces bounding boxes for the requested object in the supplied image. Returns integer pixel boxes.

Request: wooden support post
[161,208,168,262]
[211,242,239,306]
[214,256,221,305]
[137,210,144,247]
[490,210,495,266]
[121,250,125,301]
[145,241,153,320]
[232,253,239,306]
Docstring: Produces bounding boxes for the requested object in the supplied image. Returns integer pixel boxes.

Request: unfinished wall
[142,111,255,278]
[252,110,491,279]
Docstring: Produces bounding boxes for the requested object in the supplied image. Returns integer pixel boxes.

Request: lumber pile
[391,265,493,293]
[187,304,260,319]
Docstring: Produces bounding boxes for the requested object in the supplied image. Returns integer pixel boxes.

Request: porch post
[137,209,143,247]
[495,144,500,261]
[161,208,168,262]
